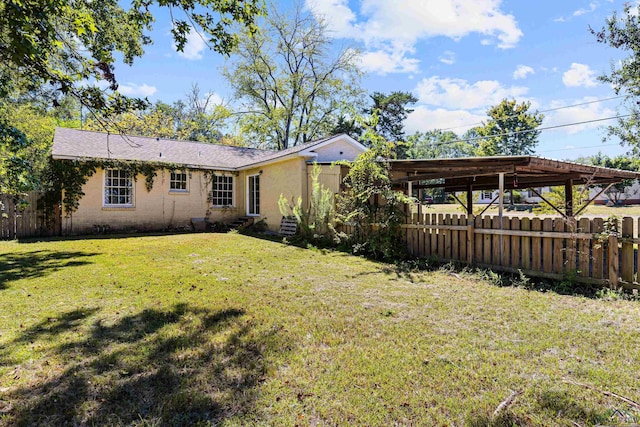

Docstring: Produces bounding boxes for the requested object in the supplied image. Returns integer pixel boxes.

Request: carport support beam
[498,173,504,265]
[565,179,574,217]
[498,173,504,221]
[406,180,413,221]
[466,181,475,265]
[466,182,473,216]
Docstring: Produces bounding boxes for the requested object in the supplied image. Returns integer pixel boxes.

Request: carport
[389,155,640,218]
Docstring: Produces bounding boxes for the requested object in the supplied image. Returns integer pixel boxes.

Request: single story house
[51,128,366,234]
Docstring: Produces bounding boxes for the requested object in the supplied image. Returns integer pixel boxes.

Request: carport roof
[390,155,640,192]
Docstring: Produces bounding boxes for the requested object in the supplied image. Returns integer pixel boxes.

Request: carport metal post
[466,181,475,265]
[565,179,573,217]
[498,173,504,263]
[407,180,413,221]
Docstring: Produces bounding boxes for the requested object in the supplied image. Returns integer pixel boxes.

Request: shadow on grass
[535,390,608,425]
[465,389,615,426]
[2,303,286,426]
[0,250,98,290]
[374,258,627,300]
[16,230,199,244]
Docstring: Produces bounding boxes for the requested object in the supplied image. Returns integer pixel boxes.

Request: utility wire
[439,95,625,132]
[435,113,631,147]
[537,142,620,154]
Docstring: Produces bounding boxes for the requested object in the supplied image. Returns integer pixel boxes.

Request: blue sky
[112,0,634,160]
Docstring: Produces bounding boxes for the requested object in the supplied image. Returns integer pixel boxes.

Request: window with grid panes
[104,169,133,206]
[212,175,233,206]
[170,171,188,191]
[482,190,493,200]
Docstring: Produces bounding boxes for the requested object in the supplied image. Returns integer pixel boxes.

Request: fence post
[466,215,475,265]
[621,217,634,283]
[608,234,619,289]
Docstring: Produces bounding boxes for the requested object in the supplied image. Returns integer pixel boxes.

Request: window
[482,190,493,200]
[212,175,234,206]
[170,171,188,192]
[104,169,133,206]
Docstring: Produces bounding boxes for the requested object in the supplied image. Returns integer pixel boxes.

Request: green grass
[1,233,639,426]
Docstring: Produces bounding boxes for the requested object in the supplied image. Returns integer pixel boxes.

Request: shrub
[278,163,336,242]
[335,115,412,261]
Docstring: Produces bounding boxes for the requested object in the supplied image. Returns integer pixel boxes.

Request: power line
[537,142,621,154]
[439,95,625,132]
[439,113,630,146]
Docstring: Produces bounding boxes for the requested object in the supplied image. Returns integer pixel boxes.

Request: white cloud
[544,97,616,134]
[562,63,598,88]
[118,83,157,97]
[513,64,535,80]
[307,0,357,36]
[307,0,523,74]
[573,1,598,16]
[439,51,456,65]
[358,50,420,74]
[198,92,225,114]
[414,76,530,110]
[405,106,486,134]
[175,27,206,60]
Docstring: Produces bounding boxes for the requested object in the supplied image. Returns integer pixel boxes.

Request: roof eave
[238,152,317,170]
[50,154,237,171]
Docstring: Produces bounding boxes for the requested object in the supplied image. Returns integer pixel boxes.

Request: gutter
[50,154,237,172]
[237,152,318,170]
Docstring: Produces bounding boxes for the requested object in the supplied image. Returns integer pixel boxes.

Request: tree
[1,0,264,197]
[223,3,363,150]
[330,114,362,139]
[476,99,543,156]
[0,104,58,195]
[86,85,231,143]
[405,130,475,159]
[592,4,640,154]
[366,91,418,143]
[0,0,265,120]
[331,91,418,148]
[589,152,639,204]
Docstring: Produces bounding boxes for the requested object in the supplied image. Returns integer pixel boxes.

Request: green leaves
[592,4,640,152]
[223,3,362,150]
[476,99,543,156]
[405,129,475,159]
[0,0,265,128]
[336,115,411,260]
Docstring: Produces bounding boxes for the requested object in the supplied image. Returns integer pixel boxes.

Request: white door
[248,175,260,216]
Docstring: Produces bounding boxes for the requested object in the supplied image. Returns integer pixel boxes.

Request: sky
[112,0,636,160]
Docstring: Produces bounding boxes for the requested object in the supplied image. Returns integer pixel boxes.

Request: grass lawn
[1,233,639,426]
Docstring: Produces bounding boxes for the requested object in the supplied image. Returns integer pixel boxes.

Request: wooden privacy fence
[400,213,640,289]
[0,192,58,239]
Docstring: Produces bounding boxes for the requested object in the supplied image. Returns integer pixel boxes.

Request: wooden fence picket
[394,212,640,289]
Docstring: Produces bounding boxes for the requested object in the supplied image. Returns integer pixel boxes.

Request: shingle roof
[52,128,342,170]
